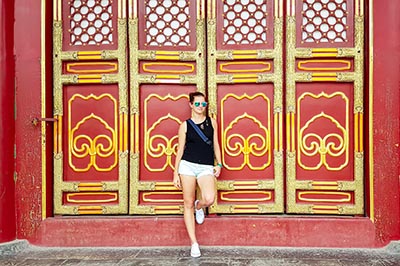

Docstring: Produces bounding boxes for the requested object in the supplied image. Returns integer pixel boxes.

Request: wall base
[30,216,377,248]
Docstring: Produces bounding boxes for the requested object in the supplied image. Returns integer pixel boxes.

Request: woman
[173,91,222,258]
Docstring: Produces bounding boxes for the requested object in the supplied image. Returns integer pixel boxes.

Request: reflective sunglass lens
[194,102,207,107]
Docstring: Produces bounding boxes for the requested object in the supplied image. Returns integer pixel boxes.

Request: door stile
[208,0,284,214]
[285,0,364,215]
[128,0,206,214]
[53,0,128,215]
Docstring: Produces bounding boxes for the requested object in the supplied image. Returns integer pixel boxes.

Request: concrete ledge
[0,240,29,256]
[384,241,400,253]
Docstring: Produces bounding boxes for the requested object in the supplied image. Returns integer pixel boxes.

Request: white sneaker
[194,200,205,224]
[190,242,201,258]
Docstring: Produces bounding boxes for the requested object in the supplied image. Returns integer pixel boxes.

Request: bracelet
[217,163,223,168]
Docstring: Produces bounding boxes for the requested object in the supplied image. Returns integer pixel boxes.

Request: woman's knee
[183,199,195,209]
[202,194,215,207]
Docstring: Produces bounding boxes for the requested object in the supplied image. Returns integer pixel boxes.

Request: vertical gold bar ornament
[124,113,128,151]
[119,114,123,151]
[54,115,58,153]
[207,0,210,19]
[274,113,278,151]
[291,113,295,152]
[354,113,359,152]
[291,0,295,16]
[58,0,61,21]
[359,113,363,152]
[135,112,139,153]
[201,0,205,19]
[286,0,290,16]
[279,112,283,151]
[360,0,364,16]
[53,0,57,20]
[58,116,63,153]
[197,0,200,20]
[355,0,359,16]
[122,0,127,19]
[133,0,137,19]
[286,113,291,152]
[279,0,283,18]
[130,114,134,152]
[212,0,216,19]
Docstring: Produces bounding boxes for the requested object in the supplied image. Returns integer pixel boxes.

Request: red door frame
[10,0,400,247]
[0,0,16,243]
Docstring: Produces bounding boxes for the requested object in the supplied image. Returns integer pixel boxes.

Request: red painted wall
[372,1,400,243]
[12,0,400,247]
[0,0,16,243]
[14,0,44,239]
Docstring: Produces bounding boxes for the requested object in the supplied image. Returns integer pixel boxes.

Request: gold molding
[369,0,374,222]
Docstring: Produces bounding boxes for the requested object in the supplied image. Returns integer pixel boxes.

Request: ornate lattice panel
[217,0,274,50]
[69,0,114,46]
[222,0,268,45]
[208,0,284,214]
[138,0,197,49]
[143,0,191,46]
[286,0,364,214]
[128,1,206,214]
[300,0,352,45]
[53,0,128,214]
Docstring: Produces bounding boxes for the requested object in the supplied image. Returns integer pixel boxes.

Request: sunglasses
[194,101,208,107]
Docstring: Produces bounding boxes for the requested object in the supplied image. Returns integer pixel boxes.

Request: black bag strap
[187,118,212,146]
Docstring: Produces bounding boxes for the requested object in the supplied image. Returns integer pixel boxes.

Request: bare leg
[180,174,197,244]
[196,175,216,209]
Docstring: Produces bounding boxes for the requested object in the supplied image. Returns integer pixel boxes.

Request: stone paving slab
[1,241,400,266]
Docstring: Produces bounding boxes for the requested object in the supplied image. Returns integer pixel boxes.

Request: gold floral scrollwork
[144,114,181,172]
[144,94,189,172]
[68,94,118,172]
[297,92,349,171]
[221,93,271,171]
[224,113,271,171]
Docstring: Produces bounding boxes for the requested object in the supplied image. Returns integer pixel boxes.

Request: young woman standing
[173,91,222,258]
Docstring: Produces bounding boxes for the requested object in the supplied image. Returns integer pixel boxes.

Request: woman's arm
[173,121,187,188]
[211,118,222,177]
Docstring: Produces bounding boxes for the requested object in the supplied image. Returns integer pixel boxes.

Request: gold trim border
[369,0,374,222]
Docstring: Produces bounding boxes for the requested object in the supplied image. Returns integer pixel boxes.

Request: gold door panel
[128,0,206,214]
[285,0,364,214]
[208,0,284,214]
[53,0,128,215]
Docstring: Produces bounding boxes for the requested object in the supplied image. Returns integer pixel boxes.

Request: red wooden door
[285,0,364,214]
[207,0,284,213]
[53,0,129,214]
[127,0,206,214]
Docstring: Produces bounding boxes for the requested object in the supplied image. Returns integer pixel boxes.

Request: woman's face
[191,96,207,114]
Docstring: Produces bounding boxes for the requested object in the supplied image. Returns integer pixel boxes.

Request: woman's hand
[173,172,181,189]
[213,165,222,178]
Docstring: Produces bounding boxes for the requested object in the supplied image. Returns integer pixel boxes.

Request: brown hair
[189,91,205,103]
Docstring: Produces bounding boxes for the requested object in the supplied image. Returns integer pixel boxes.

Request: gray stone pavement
[1,240,400,266]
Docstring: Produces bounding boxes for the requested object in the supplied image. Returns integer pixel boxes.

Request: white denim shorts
[178,160,214,179]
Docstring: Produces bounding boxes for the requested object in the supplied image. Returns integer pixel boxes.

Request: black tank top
[182,117,214,165]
